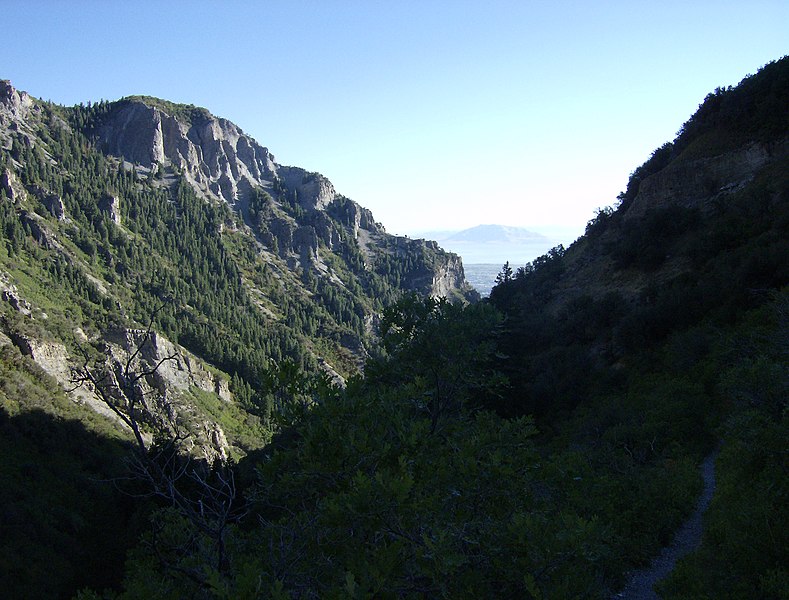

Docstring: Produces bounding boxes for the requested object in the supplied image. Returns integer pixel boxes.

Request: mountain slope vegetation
[1,56,787,599]
[0,78,474,597]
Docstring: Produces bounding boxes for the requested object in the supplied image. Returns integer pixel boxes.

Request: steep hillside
[0,79,476,445]
[489,57,788,420]
[481,56,789,598]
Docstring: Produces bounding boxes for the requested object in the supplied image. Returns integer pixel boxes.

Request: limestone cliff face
[387,237,478,301]
[624,137,789,220]
[94,97,357,216]
[0,275,235,463]
[0,79,35,140]
[92,95,473,300]
[96,100,278,209]
[431,253,476,300]
[1,167,27,203]
[278,166,339,212]
[94,98,361,216]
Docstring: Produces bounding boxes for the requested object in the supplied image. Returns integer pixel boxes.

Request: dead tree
[70,305,243,582]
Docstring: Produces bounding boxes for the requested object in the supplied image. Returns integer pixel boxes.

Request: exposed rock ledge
[625,137,789,219]
[1,286,235,463]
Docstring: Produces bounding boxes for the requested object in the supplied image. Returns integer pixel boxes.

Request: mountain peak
[93,97,279,208]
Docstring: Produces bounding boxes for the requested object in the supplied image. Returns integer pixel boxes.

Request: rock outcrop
[0,80,40,155]
[625,138,789,220]
[94,97,352,218]
[0,79,34,132]
[36,187,66,220]
[431,253,476,300]
[98,192,121,224]
[100,327,233,461]
[2,314,235,463]
[1,168,27,203]
[92,94,474,301]
[96,99,278,210]
[278,167,338,211]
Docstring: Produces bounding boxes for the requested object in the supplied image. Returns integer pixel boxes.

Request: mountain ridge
[415,223,551,243]
[0,78,477,461]
[415,224,562,266]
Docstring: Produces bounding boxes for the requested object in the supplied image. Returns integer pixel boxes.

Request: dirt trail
[612,449,719,600]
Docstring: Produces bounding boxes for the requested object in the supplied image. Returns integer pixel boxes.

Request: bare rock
[1,168,26,203]
[30,185,66,220]
[98,193,121,225]
[0,80,33,120]
[0,81,37,152]
[2,289,32,316]
[279,167,338,211]
[430,253,478,300]
[625,138,789,220]
[20,210,53,249]
[293,225,318,259]
[0,272,32,316]
[96,100,278,209]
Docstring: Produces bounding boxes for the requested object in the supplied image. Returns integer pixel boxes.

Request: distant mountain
[415,224,550,244]
[444,224,549,244]
[414,224,559,265]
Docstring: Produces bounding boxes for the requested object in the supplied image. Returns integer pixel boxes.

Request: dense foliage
[658,296,789,599]
[103,283,788,599]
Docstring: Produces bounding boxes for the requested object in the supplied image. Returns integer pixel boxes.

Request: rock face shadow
[0,406,146,599]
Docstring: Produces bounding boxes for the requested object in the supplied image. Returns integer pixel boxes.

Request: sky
[3,1,787,242]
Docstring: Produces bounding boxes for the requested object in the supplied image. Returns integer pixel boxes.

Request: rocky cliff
[624,138,789,220]
[95,98,278,210]
[92,93,474,300]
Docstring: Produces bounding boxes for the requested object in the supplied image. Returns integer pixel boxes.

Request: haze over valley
[411,224,574,295]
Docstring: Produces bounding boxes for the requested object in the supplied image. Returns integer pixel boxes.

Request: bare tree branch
[69,301,246,585]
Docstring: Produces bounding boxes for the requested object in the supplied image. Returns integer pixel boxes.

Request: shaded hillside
[488,56,789,419]
[481,56,789,598]
[0,343,148,599]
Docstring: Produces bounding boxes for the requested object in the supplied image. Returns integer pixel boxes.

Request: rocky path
[612,449,719,599]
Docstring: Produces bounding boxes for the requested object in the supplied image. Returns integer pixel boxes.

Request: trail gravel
[612,449,719,600]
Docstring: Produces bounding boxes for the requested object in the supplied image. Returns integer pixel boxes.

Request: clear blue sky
[3,1,787,239]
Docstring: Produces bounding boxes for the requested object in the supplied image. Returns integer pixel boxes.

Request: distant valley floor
[463,263,502,297]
